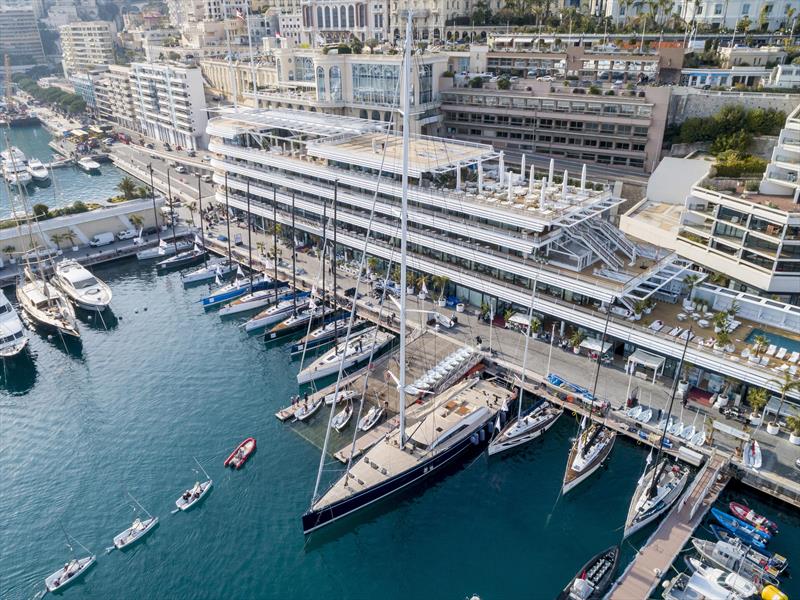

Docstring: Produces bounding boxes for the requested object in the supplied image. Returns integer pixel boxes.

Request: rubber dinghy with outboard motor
[113,517,158,550]
[224,438,256,469]
[711,508,770,550]
[45,556,96,593]
[729,501,778,535]
[556,545,619,600]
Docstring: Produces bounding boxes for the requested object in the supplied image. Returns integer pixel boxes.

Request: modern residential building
[675,0,796,30]
[129,62,209,150]
[760,103,800,202]
[441,80,671,174]
[680,66,770,89]
[718,45,787,69]
[0,8,46,66]
[68,69,107,112]
[60,20,115,77]
[765,64,800,90]
[205,107,799,405]
[166,0,250,27]
[94,64,138,131]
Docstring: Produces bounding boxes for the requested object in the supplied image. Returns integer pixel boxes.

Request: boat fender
[487,421,494,434]
[571,411,576,417]
[470,433,479,445]
[479,428,486,442]
[762,586,788,600]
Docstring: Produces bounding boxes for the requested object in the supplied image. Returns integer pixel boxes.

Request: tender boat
[557,545,619,600]
[637,407,653,423]
[265,306,336,341]
[113,517,158,550]
[296,327,394,384]
[16,272,80,338]
[709,526,788,578]
[181,260,236,286]
[77,157,100,173]
[156,247,208,272]
[45,556,96,593]
[52,259,112,311]
[358,404,384,431]
[684,556,760,598]
[201,276,282,310]
[324,389,358,406]
[711,508,770,550]
[623,459,690,538]
[290,318,366,357]
[332,402,354,432]
[488,401,563,456]
[562,421,616,494]
[0,289,29,357]
[294,395,325,422]
[729,501,778,534]
[27,158,50,182]
[662,571,745,600]
[244,298,305,333]
[742,440,762,470]
[224,438,256,469]
[218,288,301,317]
[175,480,212,511]
[691,538,781,586]
[137,239,192,261]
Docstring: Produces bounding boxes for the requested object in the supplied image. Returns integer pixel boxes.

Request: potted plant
[417,274,428,300]
[746,387,768,427]
[786,415,800,445]
[714,330,732,352]
[644,298,655,315]
[715,377,735,409]
[3,245,16,264]
[405,272,416,295]
[433,275,449,307]
[632,299,647,321]
[367,256,379,275]
[529,317,541,339]
[678,362,693,396]
[569,330,585,354]
[479,302,490,322]
[704,416,715,445]
[712,311,729,334]
[766,372,800,435]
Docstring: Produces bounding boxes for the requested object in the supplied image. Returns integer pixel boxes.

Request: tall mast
[272,187,278,287]
[516,272,539,421]
[398,9,412,448]
[648,327,692,498]
[586,309,612,425]
[167,169,177,253]
[224,172,233,265]
[148,164,160,242]
[321,194,327,320]
[196,173,207,264]
[332,181,338,334]
[247,180,253,286]
[291,191,296,314]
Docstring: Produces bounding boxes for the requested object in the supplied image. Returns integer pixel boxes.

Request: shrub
[497,77,510,90]
[710,130,752,154]
[714,151,767,177]
[32,203,50,218]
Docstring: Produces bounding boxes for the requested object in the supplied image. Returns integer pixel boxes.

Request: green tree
[736,15,751,31]
[129,214,144,231]
[767,372,800,430]
[747,387,768,417]
[32,203,50,218]
[710,130,752,155]
[117,176,137,201]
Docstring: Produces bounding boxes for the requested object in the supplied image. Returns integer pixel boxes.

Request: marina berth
[295,327,393,384]
[52,259,113,311]
[26,158,50,182]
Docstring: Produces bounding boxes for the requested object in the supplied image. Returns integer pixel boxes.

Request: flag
[494,414,501,435]
[234,8,246,22]
[159,239,167,248]
[275,31,283,39]
[214,274,222,287]
[214,264,223,276]
[158,244,166,255]
[194,234,202,246]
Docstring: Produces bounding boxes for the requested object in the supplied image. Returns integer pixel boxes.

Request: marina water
[0,124,126,220]
[1,258,799,599]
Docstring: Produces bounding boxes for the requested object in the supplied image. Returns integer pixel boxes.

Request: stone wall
[668,88,799,124]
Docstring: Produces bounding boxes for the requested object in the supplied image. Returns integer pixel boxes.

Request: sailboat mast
[167,169,178,253]
[587,308,612,421]
[291,191,296,314]
[398,9,412,448]
[247,181,253,286]
[149,164,160,242]
[224,173,233,265]
[517,273,539,421]
[648,327,692,498]
[272,187,278,286]
[321,194,327,318]
[332,181,338,329]
[196,174,207,265]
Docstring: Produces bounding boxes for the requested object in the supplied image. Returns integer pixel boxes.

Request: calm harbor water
[0,124,126,220]
[1,247,799,598]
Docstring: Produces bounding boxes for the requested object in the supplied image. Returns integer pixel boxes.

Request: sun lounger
[775,364,789,372]
[766,345,777,356]
[791,365,798,376]
[776,347,787,360]
[668,327,682,337]
[648,320,664,331]
[740,348,751,358]
[789,351,800,364]
[679,330,695,341]
[760,356,770,366]
[748,354,760,364]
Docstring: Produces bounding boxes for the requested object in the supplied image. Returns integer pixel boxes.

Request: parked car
[175,165,187,174]
[202,174,212,182]
[89,232,115,247]
[202,155,212,162]
[117,229,138,240]
[145,142,154,149]
[187,150,196,157]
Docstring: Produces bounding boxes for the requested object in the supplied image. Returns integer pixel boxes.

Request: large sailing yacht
[302,14,514,534]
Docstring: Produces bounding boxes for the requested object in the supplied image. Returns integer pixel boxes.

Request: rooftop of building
[695,179,800,214]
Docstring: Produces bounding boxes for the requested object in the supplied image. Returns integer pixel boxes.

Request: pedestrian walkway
[607,452,730,600]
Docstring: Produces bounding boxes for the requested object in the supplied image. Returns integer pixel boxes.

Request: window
[295,56,314,81]
[352,64,400,105]
[418,64,433,104]
[330,66,342,101]
[741,3,750,14]
[697,3,704,13]
[714,3,722,14]
[316,66,325,100]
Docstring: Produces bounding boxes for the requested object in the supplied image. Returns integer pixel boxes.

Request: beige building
[95,65,138,131]
[60,20,115,77]
[0,8,46,66]
[718,45,788,69]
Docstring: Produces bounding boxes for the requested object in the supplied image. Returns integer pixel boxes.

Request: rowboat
[556,545,618,600]
[358,404,384,431]
[711,508,770,550]
[294,396,324,422]
[45,556,96,593]
[332,402,353,432]
[224,438,256,469]
[729,501,778,534]
[175,480,212,511]
[113,517,158,550]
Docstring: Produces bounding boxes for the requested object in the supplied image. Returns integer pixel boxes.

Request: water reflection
[0,348,37,394]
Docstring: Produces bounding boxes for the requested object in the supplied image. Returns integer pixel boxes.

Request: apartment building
[760,104,800,202]
[0,8,46,66]
[299,0,386,43]
[60,20,115,77]
[129,62,209,150]
[205,107,797,404]
[441,81,670,174]
[95,65,138,131]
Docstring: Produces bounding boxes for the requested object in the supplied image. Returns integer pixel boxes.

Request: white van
[89,232,115,247]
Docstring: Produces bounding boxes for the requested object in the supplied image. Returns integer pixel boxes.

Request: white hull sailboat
[52,259,112,311]
[17,273,80,339]
[244,298,306,333]
[113,517,158,550]
[219,288,287,317]
[181,260,236,285]
[45,556,95,593]
[296,327,393,384]
[562,421,616,494]
[623,458,689,538]
[358,404,384,431]
[488,401,563,456]
[137,239,192,261]
[332,402,354,432]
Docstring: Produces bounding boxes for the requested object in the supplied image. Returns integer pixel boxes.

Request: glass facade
[352,64,399,105]
[330,66,342,101]
[418,64,433,104]
[316,66,325,100]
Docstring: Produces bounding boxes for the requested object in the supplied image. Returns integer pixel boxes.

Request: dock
[606,452,730,600]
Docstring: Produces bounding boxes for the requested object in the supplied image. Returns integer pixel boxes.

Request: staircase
[590,219,637,261]
[573,223,625,270]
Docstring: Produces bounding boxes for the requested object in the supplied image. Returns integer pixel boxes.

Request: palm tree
[569,330,586,350]
[747,387,768,420]
[61,231,76,249]
[117,176,137,201]
[767,372,800,431]
[367,256,379,274]
[136,185,149,199]
[129,214,144,232]
[49,232,68,249]
[683,273,700,299]
[752,334,769,356]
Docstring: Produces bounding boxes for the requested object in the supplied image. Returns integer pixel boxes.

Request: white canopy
[580,338,612,354]
[626,349,666,383]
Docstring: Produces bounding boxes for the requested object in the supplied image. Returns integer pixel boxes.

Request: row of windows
[442,94,653,118]
[445,112,650,138]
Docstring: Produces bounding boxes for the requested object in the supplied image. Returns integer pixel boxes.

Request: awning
[580,338,612,354]
[493,36,513,43]
[626,349,665,371]
[71,129,88,137]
